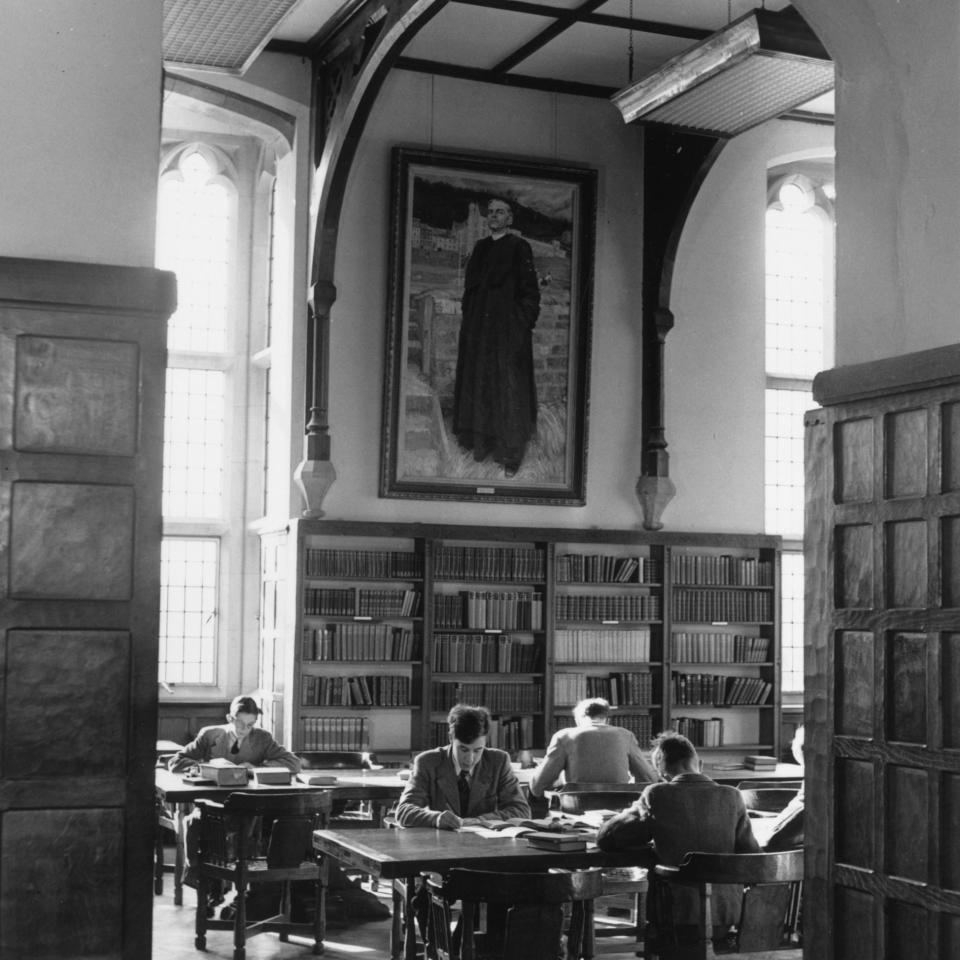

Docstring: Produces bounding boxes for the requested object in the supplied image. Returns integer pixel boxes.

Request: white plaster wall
[668,120,835,533]
[798,0,960,363]
[322,70,833,534]
[325,70,654,529]
[0,0,163,266]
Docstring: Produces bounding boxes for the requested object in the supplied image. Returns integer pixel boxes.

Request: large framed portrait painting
[380,147,597,505]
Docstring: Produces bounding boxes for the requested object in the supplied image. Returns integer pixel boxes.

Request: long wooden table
[312,825,649,960]
[156,768,406,904]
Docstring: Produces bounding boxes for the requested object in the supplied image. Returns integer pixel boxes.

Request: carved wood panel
[0,258,173,958]
[807,349,960,959]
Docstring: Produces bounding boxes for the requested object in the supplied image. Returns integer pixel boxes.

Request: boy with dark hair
[597,731,759,944]
[395,702,529,829]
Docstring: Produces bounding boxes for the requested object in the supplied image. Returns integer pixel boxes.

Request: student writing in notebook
[395,702,530,829]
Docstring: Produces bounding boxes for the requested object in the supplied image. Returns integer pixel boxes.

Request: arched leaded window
[764,163,835,694]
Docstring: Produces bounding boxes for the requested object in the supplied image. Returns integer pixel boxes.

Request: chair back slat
[556,782,649,814]
[222,790,333,819]
[660,850,803,884]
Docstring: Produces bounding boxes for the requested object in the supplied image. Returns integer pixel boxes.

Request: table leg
[318,855,329,946]
[403,878,419,960]
[582,900,595,960]
[173,803,188,906]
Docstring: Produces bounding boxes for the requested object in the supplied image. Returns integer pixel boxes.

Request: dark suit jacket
[395,745,530,828]
[167,724,301,773]
[596,772,758,927]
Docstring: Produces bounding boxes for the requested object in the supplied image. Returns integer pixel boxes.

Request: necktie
[231,739,239,755]
[458,771,470,816]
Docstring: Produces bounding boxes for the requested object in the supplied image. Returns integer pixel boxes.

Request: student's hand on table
[437,811,462,831]
[459,817,487,827]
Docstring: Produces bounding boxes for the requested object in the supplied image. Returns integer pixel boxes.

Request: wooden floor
[151,873,801,960]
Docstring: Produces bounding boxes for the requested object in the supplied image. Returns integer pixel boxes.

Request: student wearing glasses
[167,694,300,774]
[168,695,300,893]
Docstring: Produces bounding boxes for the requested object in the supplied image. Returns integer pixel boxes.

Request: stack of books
[743,755,778,771]
[525,832,588,852]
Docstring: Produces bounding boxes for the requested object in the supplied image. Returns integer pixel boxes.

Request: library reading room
[3,2,960,959]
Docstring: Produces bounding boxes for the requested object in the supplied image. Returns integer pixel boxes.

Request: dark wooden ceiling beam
[454,0,711,41]
[490,0,608,74]
[394,55,614,98]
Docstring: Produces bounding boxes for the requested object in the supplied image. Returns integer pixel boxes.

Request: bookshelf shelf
[258,521,781,760]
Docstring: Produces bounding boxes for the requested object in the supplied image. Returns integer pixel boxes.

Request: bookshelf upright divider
[260,521,781,764]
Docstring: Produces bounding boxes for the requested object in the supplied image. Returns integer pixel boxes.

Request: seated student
[168,695,301,890]
[396,702,530,828]
[528,697,659,803]
[170,695,385,919]
[761,724,805,852]
[596,731,759,944]
[168,694,301,775]
[397,703,530,948]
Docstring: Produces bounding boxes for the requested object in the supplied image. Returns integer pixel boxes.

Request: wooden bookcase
[666,542,781,757]
[259,520,781,761]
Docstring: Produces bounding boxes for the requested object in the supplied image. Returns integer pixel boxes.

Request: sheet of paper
[459,825,531,838]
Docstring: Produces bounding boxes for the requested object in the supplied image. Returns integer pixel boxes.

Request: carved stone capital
[635,473,676,531]
[294,456,337,518]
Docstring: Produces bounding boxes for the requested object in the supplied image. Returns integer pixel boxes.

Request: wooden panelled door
[0,257,174,959]
[805,345,960,959]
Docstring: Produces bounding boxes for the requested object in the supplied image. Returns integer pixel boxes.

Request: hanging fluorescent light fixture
[164,0,305,74]
[611,7,832,138]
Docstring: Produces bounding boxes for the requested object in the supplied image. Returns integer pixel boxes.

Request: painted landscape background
[396,166,579,487]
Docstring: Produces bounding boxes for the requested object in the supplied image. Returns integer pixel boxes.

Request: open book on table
[459,815,598,841]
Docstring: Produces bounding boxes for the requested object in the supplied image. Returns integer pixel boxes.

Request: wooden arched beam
[303,0,447,464]
[636,127,725,528]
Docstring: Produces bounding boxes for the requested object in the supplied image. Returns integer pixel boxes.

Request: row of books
[304,587,422,617]
[305,547,423,580]
[301,673,412,706]
[553,671,654,708]
[671,716,724,747]
[671,632,770,663]
[672,673,773,706]
[430,681,542,713]
[433,591,545,630]
[554,627,651,663]
[431,634,540,673]
[555,594,661,623]
[302,624,419,661]
[429,714,535,751]
[299,716,367,751]
[672,555,774,586]
[672,590,772,623]
[555,554,662,585]
[433,544,546,582]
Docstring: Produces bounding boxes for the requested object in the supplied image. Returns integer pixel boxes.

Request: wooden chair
[554,782,649,815]
[193,790,333,960]
[426,867,605,960]
[643,850,803,959]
